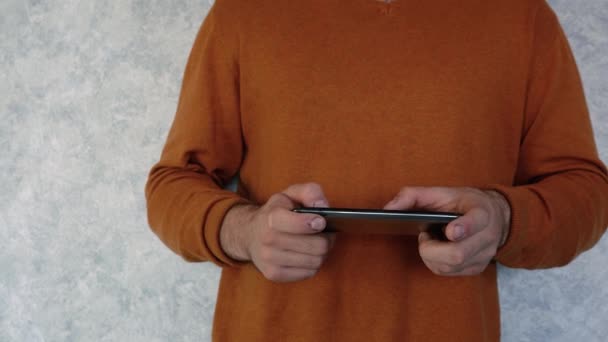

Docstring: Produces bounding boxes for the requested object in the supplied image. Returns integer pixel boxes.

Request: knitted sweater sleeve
[145,0,249,267]
[491,1,608,268]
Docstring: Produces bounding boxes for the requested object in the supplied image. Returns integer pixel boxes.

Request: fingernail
[309,217,325,231]
[313,200,329,208]
[453,224,464,240]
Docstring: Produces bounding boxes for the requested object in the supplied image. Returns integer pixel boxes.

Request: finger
[423,259,490,277]
[266,192,298,210]
[267,207,327,234]
[260,248,325,269]
[261,265,318,283]
[443,207,489,241]
[383,187,456,211]
[273,233,334,256]
[418,231,491,270]
[283,182,330,208]
[441,263,489,276]
[327,233,337,249]
[383,187,424,210]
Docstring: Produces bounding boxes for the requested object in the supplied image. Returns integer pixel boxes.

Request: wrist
[487,190,511,247]
[220,203,258,261]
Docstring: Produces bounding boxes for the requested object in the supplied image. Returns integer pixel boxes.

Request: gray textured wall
[1,0,606,341]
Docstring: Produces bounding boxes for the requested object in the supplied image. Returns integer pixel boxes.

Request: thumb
[282,182,330,208]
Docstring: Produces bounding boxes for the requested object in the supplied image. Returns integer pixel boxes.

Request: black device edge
[292,207,460,239]
[292,207,460,222]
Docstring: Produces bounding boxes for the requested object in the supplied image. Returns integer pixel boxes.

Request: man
[145,0,608,340]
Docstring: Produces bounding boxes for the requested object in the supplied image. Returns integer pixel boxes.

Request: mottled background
[1,0,606,341]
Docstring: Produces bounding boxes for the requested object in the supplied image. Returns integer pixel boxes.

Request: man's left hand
[384,187,511,276]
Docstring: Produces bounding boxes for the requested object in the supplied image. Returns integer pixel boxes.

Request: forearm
[492,169,608,269]
[145,166,250,265]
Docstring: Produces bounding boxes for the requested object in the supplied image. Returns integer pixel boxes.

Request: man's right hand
[220,183,336,282]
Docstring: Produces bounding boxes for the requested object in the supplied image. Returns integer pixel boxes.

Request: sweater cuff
[202,195,252,268]
[484,184,531,266]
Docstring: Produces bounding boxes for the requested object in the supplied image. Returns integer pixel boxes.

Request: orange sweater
[145,0,608,340]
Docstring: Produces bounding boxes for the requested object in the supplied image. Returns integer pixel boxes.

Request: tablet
[292,207,460,237]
